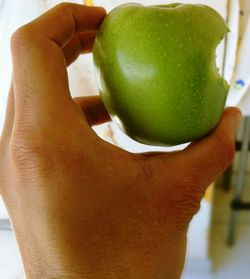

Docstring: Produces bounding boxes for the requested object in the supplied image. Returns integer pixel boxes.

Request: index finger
[27,3,106,47]
[11,4,106,125]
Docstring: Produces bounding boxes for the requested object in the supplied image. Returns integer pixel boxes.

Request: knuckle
[54,3,75,31]
[167,175,203,221]
[9,128,85,173]
[9,137,45,168]
[55,2,72,15]
[9,125,55,170]
[11,26,30,48]
[139,158,154,182]
[55,2,72,12]
[10,26,34,57]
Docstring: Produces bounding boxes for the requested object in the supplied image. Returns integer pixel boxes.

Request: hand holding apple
[0,3,242,279]
[93,3,229,145]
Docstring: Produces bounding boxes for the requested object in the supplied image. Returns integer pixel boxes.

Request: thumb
[145,107,242,201]
[139,107,242,225]
[175,107,242,190]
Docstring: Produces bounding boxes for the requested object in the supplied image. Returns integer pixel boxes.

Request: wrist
[19,231,186,279]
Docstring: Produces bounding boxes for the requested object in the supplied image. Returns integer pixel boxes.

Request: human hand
[0,3,242,279]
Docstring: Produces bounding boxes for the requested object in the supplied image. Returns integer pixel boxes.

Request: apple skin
[93,3,229,146]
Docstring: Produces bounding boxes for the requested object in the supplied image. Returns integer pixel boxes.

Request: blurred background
[0,0,250,278]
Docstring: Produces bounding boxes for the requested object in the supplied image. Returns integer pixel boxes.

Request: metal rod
[235,117,250,199]
[227,117,250,245]
[0,219,12,231]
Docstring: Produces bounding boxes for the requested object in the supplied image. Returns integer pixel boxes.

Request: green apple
[93,3,229,146]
